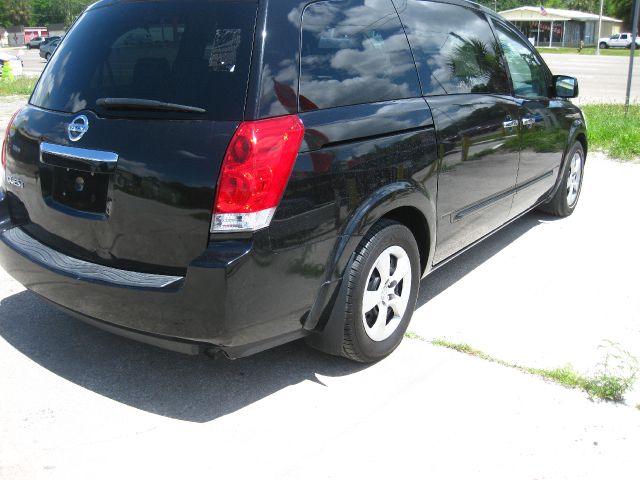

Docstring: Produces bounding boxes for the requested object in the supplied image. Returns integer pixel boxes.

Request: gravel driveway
[1,96,639,478]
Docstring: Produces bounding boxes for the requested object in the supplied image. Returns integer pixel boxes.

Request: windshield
[31,1,257,120]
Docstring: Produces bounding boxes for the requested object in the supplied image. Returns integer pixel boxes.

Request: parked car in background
[40,36,61,49]
[0,52,24,77]
[26,36,46,50]
[40,39,61,61]
[598,33,640,49]
[0,0,587,363]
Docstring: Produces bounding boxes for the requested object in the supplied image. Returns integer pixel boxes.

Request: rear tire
[341,219,420,363]
[538,142,585,218]
[46,53,51,61]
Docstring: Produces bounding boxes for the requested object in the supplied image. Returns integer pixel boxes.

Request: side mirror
[553,75,579,98]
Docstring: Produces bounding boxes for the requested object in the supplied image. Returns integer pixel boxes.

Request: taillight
[211,114,305,232]
[1,109,21,181]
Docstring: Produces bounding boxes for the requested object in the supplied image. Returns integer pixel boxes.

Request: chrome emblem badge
[68,115,89,142]
[6,175,25,189]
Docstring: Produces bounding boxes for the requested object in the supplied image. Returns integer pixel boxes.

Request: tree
[1,0,92,27]
[547,0,599,12]
[0,0,32,26]
[606,0,638,30]
[32,0,92,27]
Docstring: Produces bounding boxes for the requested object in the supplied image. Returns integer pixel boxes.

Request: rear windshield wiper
[96,98,206,114]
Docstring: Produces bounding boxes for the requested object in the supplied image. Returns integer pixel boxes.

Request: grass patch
[404,331,426,341]
[528,365,585,390]
[409,334,639,403]
[0,76,38,96]
[582,104,640,161]
[538,47,640,56]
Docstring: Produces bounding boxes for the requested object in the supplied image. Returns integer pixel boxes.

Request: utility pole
[596,0,604,55]
[625,0,640,113]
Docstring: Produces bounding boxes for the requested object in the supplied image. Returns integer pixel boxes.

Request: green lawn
[582,104,640,161]
[538,47,640,56]
[0,76,38,96]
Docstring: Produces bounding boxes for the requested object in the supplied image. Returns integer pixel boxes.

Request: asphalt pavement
[543,53,640,104]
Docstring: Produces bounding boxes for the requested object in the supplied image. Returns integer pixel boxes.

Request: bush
[1,61,14,81]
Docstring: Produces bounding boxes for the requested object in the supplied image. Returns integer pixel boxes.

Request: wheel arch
[327,181,435,287]
[303,181,436,354]
[380,206,430,275]
[546,120,587,202]
[576,132,588,159]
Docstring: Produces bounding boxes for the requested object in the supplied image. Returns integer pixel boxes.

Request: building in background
[2,25,67,47]
[499,6,622,47]
[23,27,49,43]
[47,24,66,38]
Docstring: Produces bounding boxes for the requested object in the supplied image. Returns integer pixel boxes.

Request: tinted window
[299,0,420,111]
[31,1,257,120]
[396,0,509,96]
[495,23,549,98]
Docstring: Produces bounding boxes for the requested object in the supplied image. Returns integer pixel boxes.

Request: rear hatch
[7,0,257,274]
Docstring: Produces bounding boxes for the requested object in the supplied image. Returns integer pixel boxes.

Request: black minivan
[0,0,586,362]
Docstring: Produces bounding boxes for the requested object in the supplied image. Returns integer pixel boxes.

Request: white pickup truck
[598,33,640,49]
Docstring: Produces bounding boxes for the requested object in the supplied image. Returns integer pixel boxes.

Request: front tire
[46,53,51,61]
[538,142,585,217]
[599,42,608,49]
[341,219,420,363]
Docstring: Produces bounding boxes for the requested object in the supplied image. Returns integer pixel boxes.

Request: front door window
[495,24,549,99]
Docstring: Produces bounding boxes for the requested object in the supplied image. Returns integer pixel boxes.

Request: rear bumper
[0,191,308,357]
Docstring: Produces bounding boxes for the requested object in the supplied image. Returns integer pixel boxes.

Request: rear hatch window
[31,0,257,120]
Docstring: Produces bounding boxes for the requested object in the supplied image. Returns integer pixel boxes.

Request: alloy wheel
[362,245,412,342]
[566,151,583,207]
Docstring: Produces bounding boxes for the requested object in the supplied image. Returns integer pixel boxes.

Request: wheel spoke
[375,251,391,284]
[389,286,410,317]
[390,255,411,283]
[372,307,387,339]
[363,289,381,313]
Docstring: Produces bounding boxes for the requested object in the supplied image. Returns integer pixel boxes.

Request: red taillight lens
[212,114,305,232]
[1,109,21,177]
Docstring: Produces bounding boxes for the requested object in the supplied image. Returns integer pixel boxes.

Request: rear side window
[31,1,257,120]
[299,0,420,111]
[396,0,509,96]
